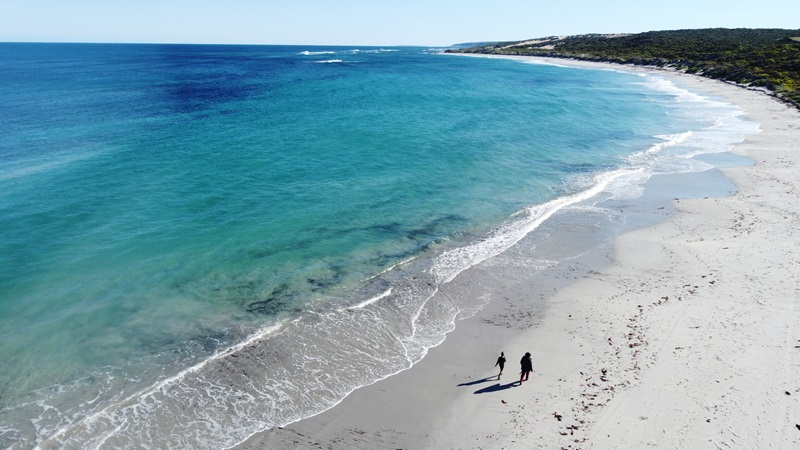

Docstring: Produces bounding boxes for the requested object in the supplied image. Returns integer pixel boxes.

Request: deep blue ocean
[0,43,757,449]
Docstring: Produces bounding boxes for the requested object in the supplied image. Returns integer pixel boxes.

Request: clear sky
[1,0,798,46]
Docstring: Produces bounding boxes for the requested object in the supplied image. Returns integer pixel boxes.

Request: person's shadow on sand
[473,382,518,394]
[456,376,497,387]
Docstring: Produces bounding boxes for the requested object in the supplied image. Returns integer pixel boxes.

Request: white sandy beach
[233,64,800,449]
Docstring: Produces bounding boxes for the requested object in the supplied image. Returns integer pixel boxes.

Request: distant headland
[447,28,800,109]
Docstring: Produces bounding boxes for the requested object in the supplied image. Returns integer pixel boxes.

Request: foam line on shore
[37,320,288,450]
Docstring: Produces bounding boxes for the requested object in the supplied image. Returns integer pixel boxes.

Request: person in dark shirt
[519,352,533,384]
[494,352,506,379]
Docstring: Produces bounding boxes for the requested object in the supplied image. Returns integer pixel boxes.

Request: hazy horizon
[2,0,799,47]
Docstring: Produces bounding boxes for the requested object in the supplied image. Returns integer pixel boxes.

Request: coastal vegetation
[447,28,800,108]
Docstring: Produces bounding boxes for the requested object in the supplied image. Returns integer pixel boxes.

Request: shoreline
[232,62,800,449]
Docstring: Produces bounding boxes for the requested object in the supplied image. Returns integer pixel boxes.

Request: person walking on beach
[494,352,506,380]
[519,352,533,384]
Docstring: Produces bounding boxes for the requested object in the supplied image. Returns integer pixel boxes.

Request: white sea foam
[646,131,694,156]
[359,49,398,53]
[31,271,461,449]
[430,168,642,285]
[642,75,712,104]
[621,73,761,177]
[372,256,416,278]
[344,288,393,310]
[314,59,344,64]
[36,320,288,450]
[299,51,336,56]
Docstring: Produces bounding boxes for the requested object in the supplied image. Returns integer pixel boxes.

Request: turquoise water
[0,44,756,448]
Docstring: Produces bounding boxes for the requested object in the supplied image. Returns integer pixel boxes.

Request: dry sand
[233,64,800,450]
